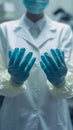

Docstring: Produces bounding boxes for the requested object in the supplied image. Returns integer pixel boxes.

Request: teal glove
[8,48,36,85]
[40,49,67,87]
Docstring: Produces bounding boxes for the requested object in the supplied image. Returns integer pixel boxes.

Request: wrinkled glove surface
[40,49,67,86]
[8,48,36,85]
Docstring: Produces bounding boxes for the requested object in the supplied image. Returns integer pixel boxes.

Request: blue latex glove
[8,48,36,85]
[40,49,67,86]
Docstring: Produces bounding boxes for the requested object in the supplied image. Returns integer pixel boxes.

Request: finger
[41,55,54,72]
[24,57,36,73]
[14,48,26,66]
[55,49,66,66]
[9,48,19,66]
[50,49,62,67]
[44,52,58,70]
[40,61,49,76]
[56,49,64,58]
[61,51,64,58]
[19,52,33,70]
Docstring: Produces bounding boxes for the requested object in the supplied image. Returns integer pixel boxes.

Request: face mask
[23,0,49,14]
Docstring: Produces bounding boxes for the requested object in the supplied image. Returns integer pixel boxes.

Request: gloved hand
[40,49,68,87]
[8,48,36,85]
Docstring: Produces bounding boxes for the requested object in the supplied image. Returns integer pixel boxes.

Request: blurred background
[0,0,73,125]
[0,0,73,29]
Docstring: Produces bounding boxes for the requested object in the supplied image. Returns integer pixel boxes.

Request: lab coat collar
[21,14,46,32]
[14,14,56,31]
[14,14,57,48]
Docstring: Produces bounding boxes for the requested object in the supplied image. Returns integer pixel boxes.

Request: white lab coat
[0,14,73,130]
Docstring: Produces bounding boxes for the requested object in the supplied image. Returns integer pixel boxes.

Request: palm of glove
[8,48,36,84]
[8,65,29,83]
[40,49,67,86]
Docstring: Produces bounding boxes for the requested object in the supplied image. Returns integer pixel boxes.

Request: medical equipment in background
[53,8,73,30]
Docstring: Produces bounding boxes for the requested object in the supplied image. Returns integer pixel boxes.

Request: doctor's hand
[40,49,68,87]
[8,48,36,85]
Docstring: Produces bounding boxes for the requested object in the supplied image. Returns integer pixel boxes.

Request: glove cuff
[47,72,73,99]
[52,78,65,88]
[11,77,24,86]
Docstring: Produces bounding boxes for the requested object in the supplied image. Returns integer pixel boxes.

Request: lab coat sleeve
[0,24,27,98]
[47,25,73,99]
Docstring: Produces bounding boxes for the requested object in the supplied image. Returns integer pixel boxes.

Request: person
[0,0,73,130]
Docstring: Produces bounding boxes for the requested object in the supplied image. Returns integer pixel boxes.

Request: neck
[26,11,44,23]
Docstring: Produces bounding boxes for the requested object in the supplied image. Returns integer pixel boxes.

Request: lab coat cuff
[47,72,73,99]
[0,70,27,98]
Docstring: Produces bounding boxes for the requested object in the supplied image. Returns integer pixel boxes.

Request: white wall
[0,0,25,19]
[11,0,25,18]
